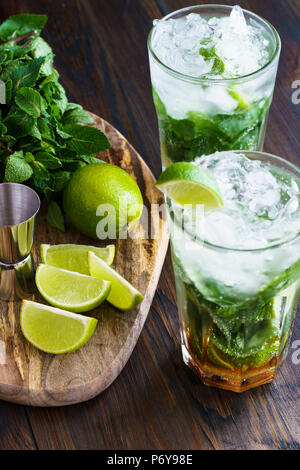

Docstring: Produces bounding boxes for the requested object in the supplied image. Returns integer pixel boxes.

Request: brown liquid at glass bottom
[184,330,288,393]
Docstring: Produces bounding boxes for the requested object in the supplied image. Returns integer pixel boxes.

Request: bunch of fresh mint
[0,14,110,231]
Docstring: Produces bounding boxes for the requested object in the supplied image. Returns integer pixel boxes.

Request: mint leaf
[31,160,50,180]
[58,149,78,161]
[0,134,16,150]
[35,151,62,169]
[199,45,225,76]
[56,127,72,139]
[47,201,65,232]
[37,118,55,141]
[5,78,12,104]
[0,51,7,64]
[29,124,42,140]
[0,12,111,231]
[42,80,67,116]
[10,57,44,90]
[31,37,52,58]
[0,14,47,41]
[64,124,110,155]
[24,151,35,163]
[4,109,35,138]
[62,160,85,173]
[80,155,106,165]
[0,50,12,64]
[5,150,33,183]
[15,87,44,117]
[0,122,7,136]
[152,87,272,162]
[61,104,95,125]
[214,103,262,140]
[52,171,71,192]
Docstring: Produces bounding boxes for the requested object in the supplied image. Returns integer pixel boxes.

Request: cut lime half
[41,243,115,275]
[155,162,223,209]
[36,264,111,313]
[88,251,144,311]
[20,300,97,354]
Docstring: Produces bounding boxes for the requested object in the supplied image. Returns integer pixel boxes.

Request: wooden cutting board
[0,113,169,406]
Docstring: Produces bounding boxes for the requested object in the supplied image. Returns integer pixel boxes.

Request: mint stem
[1,30,37,46]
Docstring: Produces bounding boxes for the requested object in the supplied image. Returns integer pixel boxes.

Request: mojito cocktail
[167,151,300,392]
[148,5,281,168]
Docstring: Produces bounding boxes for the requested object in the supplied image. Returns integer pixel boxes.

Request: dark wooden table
[0,0,299,450]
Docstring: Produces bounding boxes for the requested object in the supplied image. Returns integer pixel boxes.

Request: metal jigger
[0,183,40,301]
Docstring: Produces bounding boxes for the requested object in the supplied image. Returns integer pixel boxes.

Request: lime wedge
[36,264,111,313]
[20,300,97,354]
[208,343,235,371]
[40,243,115,275]
[88,251,144,311]
[155,162,223,208]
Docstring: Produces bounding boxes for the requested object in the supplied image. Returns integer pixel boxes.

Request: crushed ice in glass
[151,5,271,78]
[192,151,300,249]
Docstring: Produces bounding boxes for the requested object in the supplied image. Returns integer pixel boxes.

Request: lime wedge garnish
[36,264,111,313]
[40,244,115,275]
[20,300,97,354]
[155,162,223,208]
[88,251,144,311]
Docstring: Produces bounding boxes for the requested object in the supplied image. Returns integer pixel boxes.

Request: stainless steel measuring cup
[0,183,40,301]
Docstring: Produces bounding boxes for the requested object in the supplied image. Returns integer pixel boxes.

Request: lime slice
[155,162,223,208]
[228,88,249,110]
[40,244,115,275]
[20,300,97,354]
[208,343,235,371]
[36,264,111,313]
[88,251,144,311]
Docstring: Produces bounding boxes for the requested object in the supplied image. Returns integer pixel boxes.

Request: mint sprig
[0,14,111,231]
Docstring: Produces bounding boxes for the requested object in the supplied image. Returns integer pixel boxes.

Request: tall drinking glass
[148,5,281,169]
[167,151,300,392]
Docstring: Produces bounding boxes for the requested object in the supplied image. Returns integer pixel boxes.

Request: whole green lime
[63,163,143,239]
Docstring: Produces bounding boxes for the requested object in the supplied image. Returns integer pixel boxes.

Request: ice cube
[151,14,214,77]
[214,5,268,76]
[286,197,299,215]
[228,5,248,35]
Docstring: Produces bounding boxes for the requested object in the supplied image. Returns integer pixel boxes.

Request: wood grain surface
[0,0,299,450]
[0,113,169,407]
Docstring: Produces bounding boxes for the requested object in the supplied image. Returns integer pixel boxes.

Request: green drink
[148,5,281,168]
[167,151,300,391]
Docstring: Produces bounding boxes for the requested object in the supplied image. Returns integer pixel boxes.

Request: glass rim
[170,151,300,254]
[148,4,281,85]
